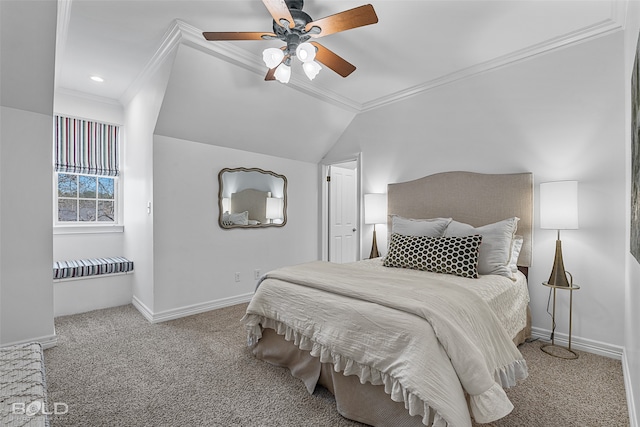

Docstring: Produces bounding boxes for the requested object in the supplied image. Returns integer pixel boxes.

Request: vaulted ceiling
[54,0,624,162]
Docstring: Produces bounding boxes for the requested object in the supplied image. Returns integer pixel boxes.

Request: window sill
[53,225,124,235]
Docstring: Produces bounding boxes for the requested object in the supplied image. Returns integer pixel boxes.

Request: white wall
[54,91,124,125]
[0,0,56,346]
[624,1,640,424]
[325,32,627,352]
[123,47,177,316]
[151,135,318,317]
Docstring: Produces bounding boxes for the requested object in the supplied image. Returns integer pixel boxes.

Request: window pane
[98,177,114,199]
[79,175,96,198]
[58,199,77,221]
[79,200,96,221]
[58,174,77,197]
[98,201,115,222]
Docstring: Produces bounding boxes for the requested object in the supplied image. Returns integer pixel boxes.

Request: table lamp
[364,193,387,259]
[540,181,579,287]
[266,197,282,224]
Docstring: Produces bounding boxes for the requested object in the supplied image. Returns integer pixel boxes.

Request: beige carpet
[44,303,629,427]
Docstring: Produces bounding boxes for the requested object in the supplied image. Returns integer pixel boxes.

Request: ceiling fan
[202,0,378,83]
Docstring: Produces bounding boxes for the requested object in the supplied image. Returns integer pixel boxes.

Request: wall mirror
[218,167,287,229]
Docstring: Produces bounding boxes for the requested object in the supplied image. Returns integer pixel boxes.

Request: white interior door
[328,165,357,263]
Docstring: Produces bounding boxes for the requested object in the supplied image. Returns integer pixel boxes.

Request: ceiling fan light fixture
[302,60,321,80]
[295,42,316,63]
[262,48,284,69]
[274,63,291,83]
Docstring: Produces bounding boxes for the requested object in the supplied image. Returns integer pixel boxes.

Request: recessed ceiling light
[90,75,104,83]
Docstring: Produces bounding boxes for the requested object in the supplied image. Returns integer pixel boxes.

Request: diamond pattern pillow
[383,233,482,279]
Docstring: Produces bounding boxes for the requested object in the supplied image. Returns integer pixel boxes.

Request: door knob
[352,228,357,232]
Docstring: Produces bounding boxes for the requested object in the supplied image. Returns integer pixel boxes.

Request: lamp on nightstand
[540,181,579,287]
[266,197,283,224]
[364,193,387,259]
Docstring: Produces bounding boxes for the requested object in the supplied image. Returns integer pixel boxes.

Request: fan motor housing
[272,8,313,36]
[284,0,304,11]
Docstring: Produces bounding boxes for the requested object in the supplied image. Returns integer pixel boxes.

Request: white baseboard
[131,295,154,322]
[132,293,254,324]
[530,327,623,360]
[623,349,639,427]
[1,333,58,350]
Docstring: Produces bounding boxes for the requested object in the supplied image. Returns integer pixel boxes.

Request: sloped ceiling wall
[154,43,357,163]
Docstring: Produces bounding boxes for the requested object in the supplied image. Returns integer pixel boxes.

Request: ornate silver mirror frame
[218,167,287,229]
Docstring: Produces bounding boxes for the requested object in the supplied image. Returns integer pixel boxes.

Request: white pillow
[508,235,524,273]
[444,217,519,278]
[222,211,249,226]
[391,215,452,237]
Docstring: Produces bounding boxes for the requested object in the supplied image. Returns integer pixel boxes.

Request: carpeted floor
[44,303,629,427]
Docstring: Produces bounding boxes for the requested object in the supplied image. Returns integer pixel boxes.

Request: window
[57,173,116,222]
[54,116,121,226]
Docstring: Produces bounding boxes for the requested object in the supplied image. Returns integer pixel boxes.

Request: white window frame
[53,171,124,234]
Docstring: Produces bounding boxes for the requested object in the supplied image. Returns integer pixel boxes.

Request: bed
[242,171,533,427]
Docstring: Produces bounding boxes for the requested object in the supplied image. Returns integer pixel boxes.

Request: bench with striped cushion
[53,257,134,279]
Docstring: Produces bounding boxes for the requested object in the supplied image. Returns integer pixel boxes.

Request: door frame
[319,154,362,262]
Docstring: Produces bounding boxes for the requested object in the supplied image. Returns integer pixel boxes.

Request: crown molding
[54,0,73,89]
[121,6,624,114]
[57,87,123,107]
[119,19,183,106]
[361,16,624,112]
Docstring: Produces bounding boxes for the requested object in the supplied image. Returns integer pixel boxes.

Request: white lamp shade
[274,63,291,83]
[262,48,284,68]
[302,61,322,80]
[540,181,578,230]
[364,193,387,225]
[266,197,283,220]
[296,42,316,62]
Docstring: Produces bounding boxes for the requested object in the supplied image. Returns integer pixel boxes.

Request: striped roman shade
[55,115,120,176]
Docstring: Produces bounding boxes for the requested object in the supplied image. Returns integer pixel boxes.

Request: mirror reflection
[218,167,287,228]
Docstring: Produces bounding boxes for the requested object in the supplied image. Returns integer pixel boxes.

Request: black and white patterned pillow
[383,233,482,279]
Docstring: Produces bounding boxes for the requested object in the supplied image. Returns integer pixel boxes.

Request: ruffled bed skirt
[246,314,530,427]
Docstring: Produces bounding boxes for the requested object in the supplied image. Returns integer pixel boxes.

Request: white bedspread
[350,258,530,340]
[243,261,528,427]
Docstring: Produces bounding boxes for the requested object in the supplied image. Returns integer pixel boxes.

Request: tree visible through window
[57,173,116,222]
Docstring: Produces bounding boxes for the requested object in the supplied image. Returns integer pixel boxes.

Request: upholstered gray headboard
[387,171,533,267]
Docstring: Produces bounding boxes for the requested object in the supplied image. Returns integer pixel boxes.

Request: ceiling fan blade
[305,4,378,38]
[265,67,276,81]
[310,42,356,78]
[262,0,295,29]
[203,32,276,41]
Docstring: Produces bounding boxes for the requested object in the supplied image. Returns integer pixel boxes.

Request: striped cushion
[53,257,134,279]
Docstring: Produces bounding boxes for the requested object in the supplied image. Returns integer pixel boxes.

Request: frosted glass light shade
[296,42,316,62]
[262,48,284,68]
[274,63,291,83]
[364,193,387,225]
[540,181,578,230]
[302,61,321,80]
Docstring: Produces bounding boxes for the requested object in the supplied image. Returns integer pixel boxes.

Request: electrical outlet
[234,272,240,282]
[254,269,261,280]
